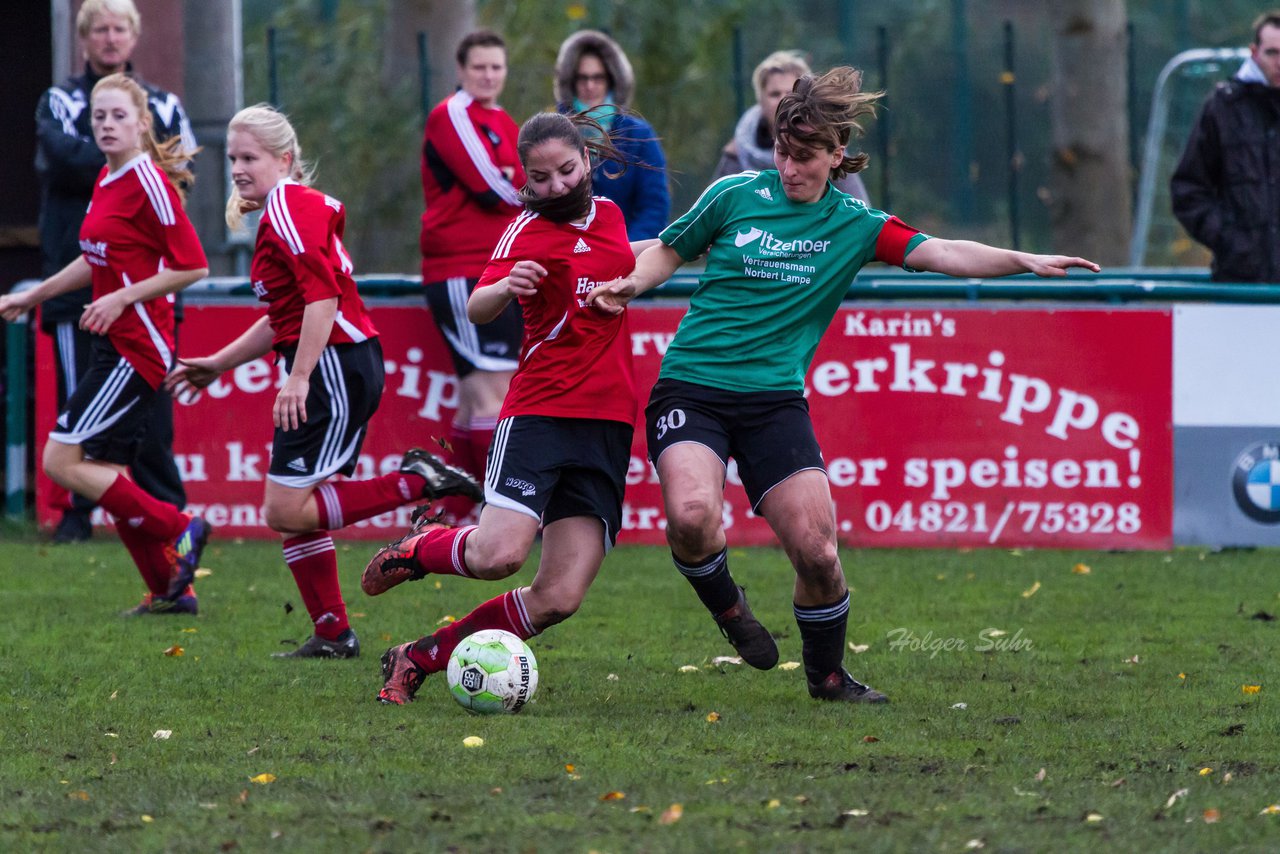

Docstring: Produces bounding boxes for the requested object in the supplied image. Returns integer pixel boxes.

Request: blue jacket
[588,112,670,240]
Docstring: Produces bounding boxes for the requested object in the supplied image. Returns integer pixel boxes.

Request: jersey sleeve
[427,101,523,208]
[275,188,342,303]
[872,214,929,270]
[35,87,105,194]
[135,167,208,271]
[660,173,754,262]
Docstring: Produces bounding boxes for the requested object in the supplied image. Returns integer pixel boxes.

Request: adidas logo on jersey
[56,413,70,428]
[755,187,773,201]
[287,457,308,472]
[573,238,591,254]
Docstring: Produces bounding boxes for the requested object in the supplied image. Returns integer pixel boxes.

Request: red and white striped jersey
[79,153,207,388]
[420,90,525,281]
[477,197,637,425]
[251,179,378,350]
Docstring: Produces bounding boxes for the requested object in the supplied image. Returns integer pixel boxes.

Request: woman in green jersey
[587,66,1099,705]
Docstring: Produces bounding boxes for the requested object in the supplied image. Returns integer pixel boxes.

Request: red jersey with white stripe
[79,153,207,388]
[251,179,378,350]
[420,91,525,281]
[477,198,637,425]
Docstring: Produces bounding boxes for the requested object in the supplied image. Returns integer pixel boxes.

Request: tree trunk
[1048,0,1131,265]
[382,0,476,109]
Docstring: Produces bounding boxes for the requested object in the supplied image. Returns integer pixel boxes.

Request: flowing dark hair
[774,66,882,179]
[516,111,628,176]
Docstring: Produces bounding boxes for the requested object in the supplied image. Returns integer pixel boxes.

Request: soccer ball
[446,629,539,714]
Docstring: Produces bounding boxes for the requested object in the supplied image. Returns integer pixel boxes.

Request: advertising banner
[35,303,1174,549]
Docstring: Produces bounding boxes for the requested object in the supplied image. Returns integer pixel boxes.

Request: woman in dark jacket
[554,30,670,240]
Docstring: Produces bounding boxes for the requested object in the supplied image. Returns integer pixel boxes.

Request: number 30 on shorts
[654,408,686,440]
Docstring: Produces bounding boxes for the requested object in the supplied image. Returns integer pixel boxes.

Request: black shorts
[485,415,633,549]
[48,336,158,465]
[645,377,825,511]
[267,338,385,488]
[424,277,522,378]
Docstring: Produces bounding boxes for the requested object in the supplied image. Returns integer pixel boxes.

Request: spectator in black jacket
[1171,10,1280,282]
[34,0,196,542]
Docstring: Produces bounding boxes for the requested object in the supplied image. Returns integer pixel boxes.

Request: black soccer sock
[673,548,739,616]
[795,592,850,685]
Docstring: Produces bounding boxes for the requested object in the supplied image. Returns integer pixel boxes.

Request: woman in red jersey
[0,74,210,616]
[166,104,480,659]
[364,112,658,705]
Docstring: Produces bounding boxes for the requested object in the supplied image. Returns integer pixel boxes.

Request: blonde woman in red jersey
[364,112,658,705]
[0,74,210,615]
[166,104,480,659]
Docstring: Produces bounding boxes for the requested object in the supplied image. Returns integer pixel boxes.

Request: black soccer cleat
[399,448,483,503]
[714,586,779,670]
[272,629,360,659]
[808,668,890,704]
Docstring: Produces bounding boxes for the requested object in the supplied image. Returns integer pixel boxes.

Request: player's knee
[466,541,526,579]
[263,503,307,534]
[665,497,721,549]
[531,591,583,629]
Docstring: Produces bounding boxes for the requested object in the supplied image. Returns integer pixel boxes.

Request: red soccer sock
[116,523,175,596]
[406,588,536,673]
[98,474,188,541]
[282,532,349,640]
[411,524,478,577]
[313,473,425,530]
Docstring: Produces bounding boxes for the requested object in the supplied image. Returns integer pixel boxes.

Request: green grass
[2,527,1280,852]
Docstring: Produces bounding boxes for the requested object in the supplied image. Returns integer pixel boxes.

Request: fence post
[4,299,31,520]
[876,24,891,210]
[1003,20,1020,250]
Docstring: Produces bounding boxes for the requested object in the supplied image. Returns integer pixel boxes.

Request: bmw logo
[1232,442,1280,524]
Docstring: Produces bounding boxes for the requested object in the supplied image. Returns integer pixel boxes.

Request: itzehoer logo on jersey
[734,226,831,257]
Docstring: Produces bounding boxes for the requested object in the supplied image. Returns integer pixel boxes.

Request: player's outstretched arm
[905,238,1100,279]
[586,242,684,315]
[0,257,93,322]
[165,315,274,400]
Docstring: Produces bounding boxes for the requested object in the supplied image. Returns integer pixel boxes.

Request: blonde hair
[774,66,881,179]
[77,0,140,38]
[225,104,314,229]
[752,50,811,100]
[91,74,195,201]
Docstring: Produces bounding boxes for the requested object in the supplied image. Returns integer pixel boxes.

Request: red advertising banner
[35,303,1172,548]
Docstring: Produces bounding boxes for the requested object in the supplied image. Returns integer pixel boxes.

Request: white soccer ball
[446,629,539,714]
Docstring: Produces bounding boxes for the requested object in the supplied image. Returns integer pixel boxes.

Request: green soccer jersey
[658,170,928,392]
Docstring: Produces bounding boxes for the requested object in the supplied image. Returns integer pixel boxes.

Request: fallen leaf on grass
[1203,808,1221,823]
[237,790,249,804]
[1260,804,1280,815]
[67,790,89,801]
[1242,684,1261,695]
[164,645,184,657]
[436,615,456,626]
[766,799,781,809]
[1179,672,1187,681]
[1072,563,1091,575]
[564,764,576,774]
[462,736,484,748]
[965,840,985,850]
[704,778,729,785]
[842,808,869,817]
[433,581,442,590]
[659,804,683,825]
[1021,581,1041,598]
[181,627,198,633]
[1012,787,1038,797]
[599,791,625,801]
[490,787,502,795]
[109,691,117,700]
[710,656,742,666]
[153,730,172,740]
[862,736,879,743]
[194,568,212,579]
[848,643,869,654]
[1084,812,1103,823]
[1222,772,1233,783]
[141,815,154,823]
[1035,768,1046,782]
[1108,778,1126,788]
[607,673,619,681]
[778,661,801,671]
[678,665,700,673]
[1165,788,1189,808]
[951,703,967,710]
[1199,767,1213,776]
[247,746,259,755]
[706,712,721,723]
[1124,655,1141,665]
[249,774,276,784]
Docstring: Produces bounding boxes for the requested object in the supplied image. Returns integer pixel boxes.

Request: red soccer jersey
[477,198,637,425]
[79,153,207,388]
[251,180,378,350]
[420,91,525,281]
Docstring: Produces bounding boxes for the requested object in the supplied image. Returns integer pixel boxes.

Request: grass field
[2,521,1280,852]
